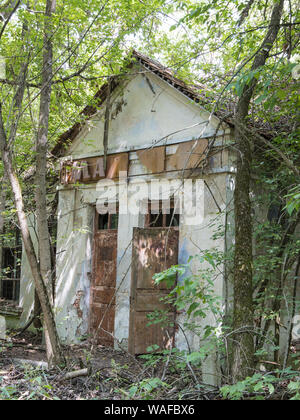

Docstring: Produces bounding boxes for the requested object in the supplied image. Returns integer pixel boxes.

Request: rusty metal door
[129,227,179,355]
[90,220,118,347]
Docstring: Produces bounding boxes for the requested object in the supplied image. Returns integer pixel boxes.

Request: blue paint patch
[178,238,189,265]
[178,238,192,283]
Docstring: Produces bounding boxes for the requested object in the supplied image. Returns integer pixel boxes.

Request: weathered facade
[1,52,237,385]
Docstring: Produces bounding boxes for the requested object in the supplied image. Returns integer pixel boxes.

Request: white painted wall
[55,170,231,388]
[66,68,229,160]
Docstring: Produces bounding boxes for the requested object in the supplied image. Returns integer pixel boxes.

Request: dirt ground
[0,331,215,400]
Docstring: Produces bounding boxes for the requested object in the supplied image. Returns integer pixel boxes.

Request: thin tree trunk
[36,0,56,363]
[232,0,285,381]
[0,118,65,366]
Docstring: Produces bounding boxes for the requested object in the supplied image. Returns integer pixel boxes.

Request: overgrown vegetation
[0,0,299,400]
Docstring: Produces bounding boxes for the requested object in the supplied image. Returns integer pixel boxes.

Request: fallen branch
[12,358,49,370]
[61,368,89,381]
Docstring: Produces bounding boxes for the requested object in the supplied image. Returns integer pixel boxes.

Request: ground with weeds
[0,331,219,400]
[0,332,299,400]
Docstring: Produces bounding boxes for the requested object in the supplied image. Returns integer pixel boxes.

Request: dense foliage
[0,0,299,399]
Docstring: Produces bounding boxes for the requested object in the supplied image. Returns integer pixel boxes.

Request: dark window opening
[1,230,22,302]
[98,211,119,231]
[99,213,109,230]
[146,200,180,228]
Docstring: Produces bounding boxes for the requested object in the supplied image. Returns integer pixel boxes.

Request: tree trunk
[232,0,285,381]
[35,0,56,363]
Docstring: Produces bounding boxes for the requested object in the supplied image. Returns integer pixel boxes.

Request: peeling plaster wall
[54,171,233,388]
[55,189,93,343]
[55,171,231,349]
[19,214,38,328]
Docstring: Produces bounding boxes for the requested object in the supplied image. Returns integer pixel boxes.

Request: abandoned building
[2,51,297,384]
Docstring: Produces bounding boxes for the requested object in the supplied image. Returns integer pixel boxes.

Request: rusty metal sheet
[90,229,118,347]
[137,146,165,174]
[167,139,209,171]
[134,229,178,290]
[90,304,115,346]
[133,313,175,355]
[135,290,172,311]
[129,227,179,355]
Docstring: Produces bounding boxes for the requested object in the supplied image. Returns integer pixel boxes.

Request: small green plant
[221,373,277,400]
[288,381,300,400]
[221,370,300,400]
[21,365,57,400]
[0,385,18,400]
[126,377,169,400]
[103,359,130,389]
[0,365,58,400]
[153,250,223,327]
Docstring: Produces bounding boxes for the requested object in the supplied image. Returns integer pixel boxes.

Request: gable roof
[52,51,225,158]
